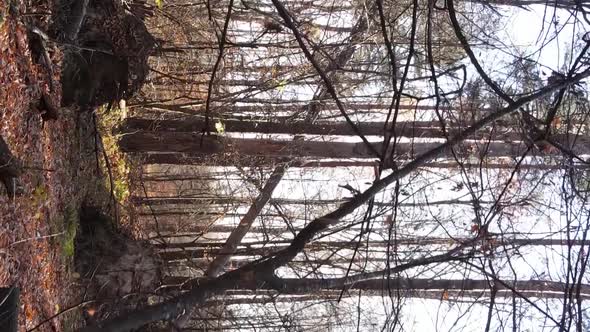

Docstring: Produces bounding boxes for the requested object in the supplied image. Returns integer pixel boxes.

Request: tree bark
[205,165,287,277]
[120,131,590,160]
[130,102,457,116]
[140,153,378,167]
[157,237,590,252]
[121,118,520,140]
[162,277,590,300]
[134,196,489,208]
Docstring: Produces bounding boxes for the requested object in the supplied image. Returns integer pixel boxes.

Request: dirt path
[0,2,99,330]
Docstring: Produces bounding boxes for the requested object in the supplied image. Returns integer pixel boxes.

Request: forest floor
[0,1,131,331]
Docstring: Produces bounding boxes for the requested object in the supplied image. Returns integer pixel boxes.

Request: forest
[0,0,590,331]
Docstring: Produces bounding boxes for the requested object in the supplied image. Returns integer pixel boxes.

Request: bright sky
[155,2,590,330]
[505,5,582,70]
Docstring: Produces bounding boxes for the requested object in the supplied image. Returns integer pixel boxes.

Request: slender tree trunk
[140,153,378,167]
[121,118,520,140]
[157,237,590,251]
[163,277,590,300]
[157,237,590,263]
[479,0,585,10]
[120,132,590,160]
[204,165,287,277]
[128,101,458,115]
[133,196,489,207]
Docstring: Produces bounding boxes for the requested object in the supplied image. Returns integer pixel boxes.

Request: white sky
[150,2,590,330]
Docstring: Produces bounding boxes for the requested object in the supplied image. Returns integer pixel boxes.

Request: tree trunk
[133,196,488,208]
[121,132,590,160]
[205,165,287,277]
[157,237,590,251]
[156,236,590,264]
[121,118,520,140]
[140,153,377,167]
[129,102,458,116]
[163,277,590,300]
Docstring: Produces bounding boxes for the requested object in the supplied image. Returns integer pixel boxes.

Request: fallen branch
[205,164,287,278]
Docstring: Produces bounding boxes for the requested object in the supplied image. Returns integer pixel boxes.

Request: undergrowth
[94,105,132,225]
[61,206,78,258]
[46,205,78,260]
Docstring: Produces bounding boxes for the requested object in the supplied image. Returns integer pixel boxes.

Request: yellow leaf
[215,121,225,134]
[154,0,163,9]
[310,27,321,41]
[276,80,287,93]
[33,185,48,201]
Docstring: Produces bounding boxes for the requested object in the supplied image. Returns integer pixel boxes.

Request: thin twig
[9,232,65,247]
[447,0,512,103]
[271,0,382,159]
[26,300,96,332]
[203,0,235,143]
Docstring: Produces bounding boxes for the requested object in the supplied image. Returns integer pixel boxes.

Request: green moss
[32,184,49,203]
[95,106,131,207]
[61,206,78,258]
[47,205,78,260]
[113,178,130,201]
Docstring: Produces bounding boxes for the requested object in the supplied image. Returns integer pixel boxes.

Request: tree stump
[0,287,20,332]
[0,136,22,197]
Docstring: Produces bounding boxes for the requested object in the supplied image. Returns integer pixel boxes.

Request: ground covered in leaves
[0,1,130,330]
